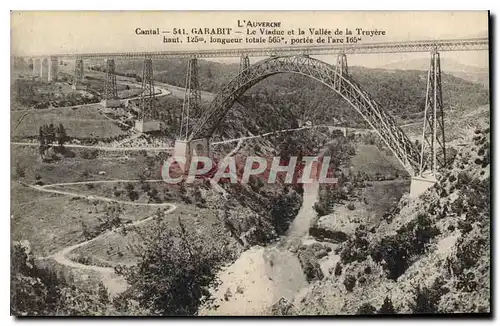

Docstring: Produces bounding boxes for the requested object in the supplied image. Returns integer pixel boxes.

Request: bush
[409,278,447,314]
[370,214,440,280]
[343,274,356,292]
[80,150,98,160]
[128,190,139,201]
[340,226,370,264]
[378,296,397,314]
[356,303,376,315]
[334,262,342,276]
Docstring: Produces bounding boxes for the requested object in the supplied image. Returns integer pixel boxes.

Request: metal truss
[240,54,250,73]
[333,52,348,90]
[179,58,201,140]
[73,57,84,87]
[104,59,118,100]
[139,56,156,120]
[419,49,446,175]
[190,55,421,176]
[22,37,488,60]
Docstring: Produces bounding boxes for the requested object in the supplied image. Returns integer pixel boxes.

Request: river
[199,181,320,316]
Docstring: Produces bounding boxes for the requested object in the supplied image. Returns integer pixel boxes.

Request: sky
[11,11,489,68]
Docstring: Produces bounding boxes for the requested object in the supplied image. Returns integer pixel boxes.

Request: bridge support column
[418,48,446,176]
[173,138,211,171]
[135,56,161,132]
[40,58,48,80]
[47,56,58,82]
[240,54,250,74]
[409,173,437,198]
[32,58,40,77]
[179,57,201,139]
[72,57,85,90]
[334,52,348,90]
[103,58,120,108]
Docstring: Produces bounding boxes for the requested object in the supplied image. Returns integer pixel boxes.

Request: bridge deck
[19,37,489,60]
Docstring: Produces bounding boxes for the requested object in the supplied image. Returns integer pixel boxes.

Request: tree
[116,215,231,315]
[46,123,56,145]
[38,125,49,159]
[55,123,68,147]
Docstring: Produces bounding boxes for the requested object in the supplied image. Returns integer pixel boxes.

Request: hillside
[295,126,490,314]
[380,58,489,88]
[103,58,489,130]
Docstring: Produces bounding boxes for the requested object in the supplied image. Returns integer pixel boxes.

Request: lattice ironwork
[23,37,488,60]
[73,57,84,87]
[190,55,422,176]
[179,58,201,140]
[419,49,447,175]
[333,52,348,90]
[104,58,118,100]
[139,56,156,120]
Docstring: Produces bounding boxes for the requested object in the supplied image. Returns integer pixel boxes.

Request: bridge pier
[240,54,250,73]
[418,48,446,175]
[40,58,49,80]
[47,56,58,82]
[32,58,40,77]
[135,56,161,132]
[102,58,120,108]
[409,173,437,198]
[72,58,85,90]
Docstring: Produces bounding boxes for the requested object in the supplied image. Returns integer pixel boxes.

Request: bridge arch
[190,55,421,176]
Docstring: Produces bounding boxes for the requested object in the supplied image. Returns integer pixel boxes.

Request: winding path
[28,179,177,281]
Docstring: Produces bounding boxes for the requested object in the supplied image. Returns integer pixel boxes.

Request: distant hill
[86,58,490,134]
[380,58,489,88]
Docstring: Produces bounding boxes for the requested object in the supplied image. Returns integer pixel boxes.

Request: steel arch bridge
[189,55,422,176]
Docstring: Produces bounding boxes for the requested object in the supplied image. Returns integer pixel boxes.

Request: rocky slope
[294,126,490,315]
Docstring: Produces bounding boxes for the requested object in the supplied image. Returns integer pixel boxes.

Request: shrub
[343,274,356,292]
[334,262,342,276]
[378,296,397,314]
[408,278,447,314]
[128,190,139,202]
[370,214,439,280]
[356,303,376,315]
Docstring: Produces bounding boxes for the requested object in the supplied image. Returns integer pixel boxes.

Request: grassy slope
[11,105,127,140]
